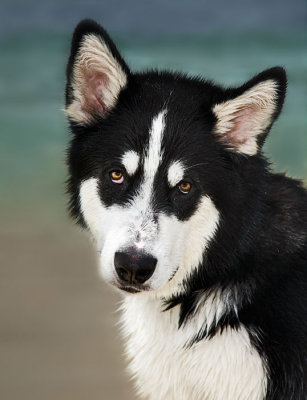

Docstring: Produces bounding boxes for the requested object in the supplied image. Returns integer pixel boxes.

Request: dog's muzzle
[114,248,157,292]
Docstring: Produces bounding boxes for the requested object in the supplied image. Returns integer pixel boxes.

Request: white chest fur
[120,295,267,400]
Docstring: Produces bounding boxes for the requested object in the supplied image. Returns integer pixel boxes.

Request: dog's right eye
[178,181,191,194]
[110,170,124,184]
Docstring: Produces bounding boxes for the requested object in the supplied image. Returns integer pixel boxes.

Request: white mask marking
[168,160,185,187]
[121,150,140,176]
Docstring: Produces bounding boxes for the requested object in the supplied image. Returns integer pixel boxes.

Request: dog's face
[65,20,286,297]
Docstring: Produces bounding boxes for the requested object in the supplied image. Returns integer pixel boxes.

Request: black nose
[114,250,157,285]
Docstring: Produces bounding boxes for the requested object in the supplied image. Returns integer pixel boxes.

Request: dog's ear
[65,19,130,125]
[212,67,287,155]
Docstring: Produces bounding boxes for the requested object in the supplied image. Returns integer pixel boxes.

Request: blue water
[1,29,306,225]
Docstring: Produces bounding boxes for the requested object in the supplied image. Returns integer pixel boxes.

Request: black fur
[65,20,307,399]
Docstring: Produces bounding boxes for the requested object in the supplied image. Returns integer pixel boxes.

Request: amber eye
[178,181,191,194]
[110,170,124,184]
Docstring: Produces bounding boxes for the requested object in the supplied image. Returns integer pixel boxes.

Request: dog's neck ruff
[120,292,267,400]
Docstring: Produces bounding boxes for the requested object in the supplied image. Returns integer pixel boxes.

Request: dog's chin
[113,281,152,294]
[118,286,144,294]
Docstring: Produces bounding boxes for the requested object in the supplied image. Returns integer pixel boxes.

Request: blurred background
[0,0,306,399]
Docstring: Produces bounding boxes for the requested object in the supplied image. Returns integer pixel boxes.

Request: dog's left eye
[178,181,191,194]
[110,170,124,184]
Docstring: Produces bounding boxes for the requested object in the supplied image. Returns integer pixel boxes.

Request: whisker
[184,162,209,171]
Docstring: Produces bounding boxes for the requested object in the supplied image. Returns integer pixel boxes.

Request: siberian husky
[65,19,307,400]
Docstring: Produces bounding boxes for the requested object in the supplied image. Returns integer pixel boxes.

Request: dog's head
[65,20,286,297]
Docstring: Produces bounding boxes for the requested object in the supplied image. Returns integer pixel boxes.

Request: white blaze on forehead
[122,150,140,175]
[168,160,185,187]
[130,109,167,215]
[143,110,167,180]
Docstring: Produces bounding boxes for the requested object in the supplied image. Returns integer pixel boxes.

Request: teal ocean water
[1,30,306,227]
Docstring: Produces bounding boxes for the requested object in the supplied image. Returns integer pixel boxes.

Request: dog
[64,19,307,400]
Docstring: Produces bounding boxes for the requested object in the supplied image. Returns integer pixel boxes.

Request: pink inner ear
[226,106,257,145]
[81,72,108,115]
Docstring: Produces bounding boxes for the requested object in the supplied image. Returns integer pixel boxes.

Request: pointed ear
[212,67,287,155]
[65,19,130,125]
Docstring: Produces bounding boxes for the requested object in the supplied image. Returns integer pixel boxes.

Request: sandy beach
[0,224,134,400]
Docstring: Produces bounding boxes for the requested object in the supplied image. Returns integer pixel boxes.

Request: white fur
[79,177,105,243]
[121,294,267,400]
[143,110,166,181]
[213,80,277,155]
[65,34,127,124]
[122,150,140,175]
[168,160,185,187]
[156,195,219,297]
[191,288,232,335]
